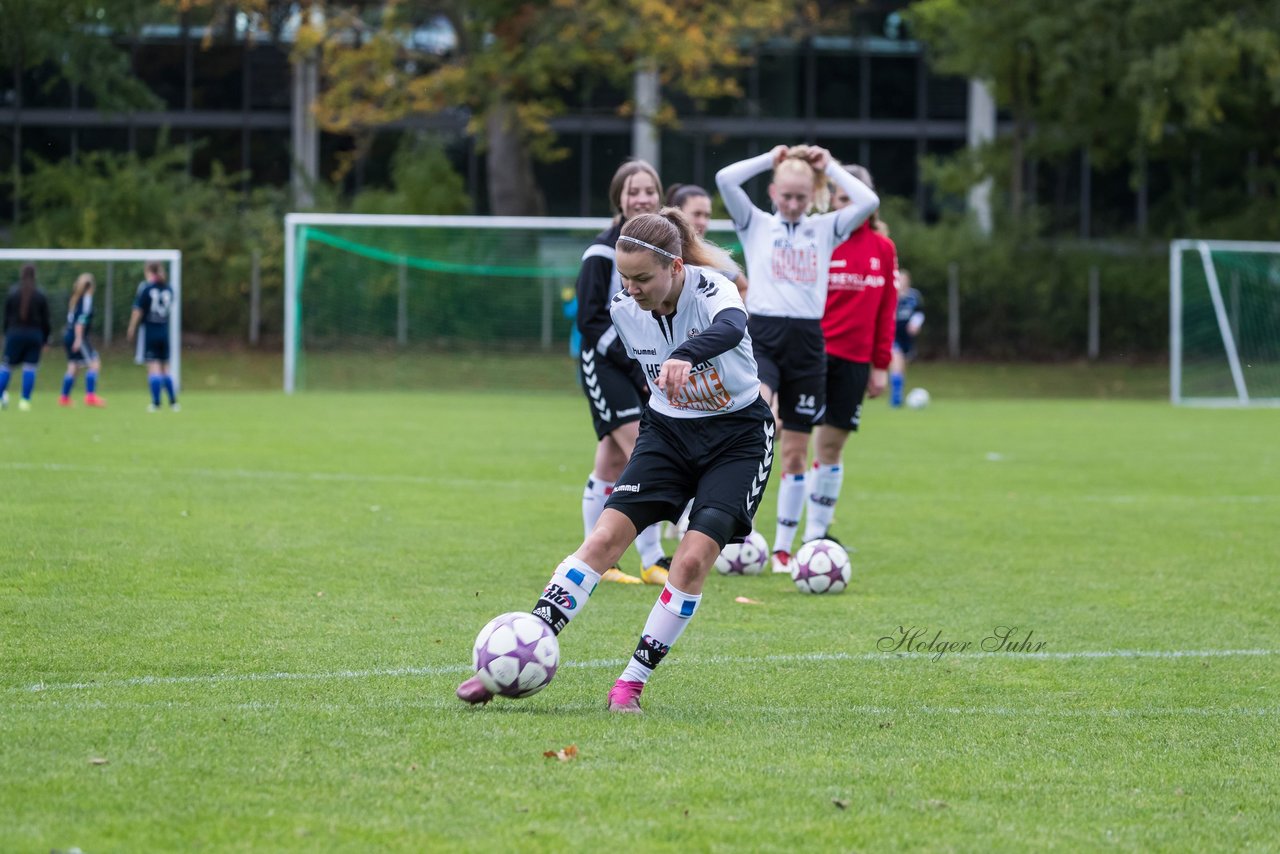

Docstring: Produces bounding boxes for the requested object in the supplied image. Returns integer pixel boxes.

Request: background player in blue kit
[127,261,179,412]
[890,270,924,407]
[59,273,108,408]
[1,264,52,412]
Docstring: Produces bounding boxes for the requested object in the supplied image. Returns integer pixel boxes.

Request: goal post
[0,248,183,390]
[1170,239,1280,407]
[281,213,739,393]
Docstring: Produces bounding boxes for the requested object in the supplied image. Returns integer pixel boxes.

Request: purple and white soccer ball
[714,530,770,576]
[790,539,852,594]
[471,612,560,698]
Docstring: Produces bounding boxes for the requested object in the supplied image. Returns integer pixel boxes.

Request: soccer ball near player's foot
[471,612,560,698]
[906,387,931,409]
[790,539,852,594]
[714,530,770,576]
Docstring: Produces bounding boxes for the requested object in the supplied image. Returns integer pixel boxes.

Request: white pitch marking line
[12,648,1274,696]
[4,463,1275,504]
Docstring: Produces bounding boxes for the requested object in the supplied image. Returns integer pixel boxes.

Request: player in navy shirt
[59,273,107,408]
[890,272,924,407]
[127,261,179,411]
[1,264,52,411]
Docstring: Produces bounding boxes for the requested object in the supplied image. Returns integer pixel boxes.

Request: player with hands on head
[716,144,879,573]
[803,164,897,545]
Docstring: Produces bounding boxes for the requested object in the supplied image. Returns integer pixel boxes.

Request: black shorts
[604,395,775,547]
[894,325,916,359]
[580,345,645,441]
[823,356,870,431]
[64,329,99,364]
[748,315,826,433]
[140,328,170,363]
[3,330,43,366]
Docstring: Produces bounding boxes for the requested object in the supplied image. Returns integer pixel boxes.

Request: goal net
[282,214,739,392]
[0,249,183,390]
[1170,240,1280,406]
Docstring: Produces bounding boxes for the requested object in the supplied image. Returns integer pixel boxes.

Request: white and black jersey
[609,266,759,419]
[715,152,879,320]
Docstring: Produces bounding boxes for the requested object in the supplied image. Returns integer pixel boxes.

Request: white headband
[618,235,679,260]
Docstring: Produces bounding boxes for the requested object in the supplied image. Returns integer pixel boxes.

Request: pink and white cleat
[606,679,645,713]
[456,675,494,706]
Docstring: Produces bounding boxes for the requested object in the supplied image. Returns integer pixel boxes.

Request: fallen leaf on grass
[733,596,762,605]
[832,798,850,810]
[88,757,109,766]
[543,745,579,762]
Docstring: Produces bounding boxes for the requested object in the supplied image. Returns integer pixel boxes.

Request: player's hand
[907,319,923,336]
[770,145,790,167]
[806,146,831,171]
[657,358,693,399]
[867,368,888,398]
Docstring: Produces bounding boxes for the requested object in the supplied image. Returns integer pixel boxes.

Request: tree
[0,0,162,224]
[907,0,1280,230]
[290,0,803,215]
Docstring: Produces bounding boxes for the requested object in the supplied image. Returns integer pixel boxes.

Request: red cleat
[58,395,73,407]
[85,393,107,407]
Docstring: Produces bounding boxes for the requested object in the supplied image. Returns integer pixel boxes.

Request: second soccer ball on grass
[790,539,853,594]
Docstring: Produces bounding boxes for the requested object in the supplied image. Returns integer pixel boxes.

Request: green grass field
[2,360,1277,851]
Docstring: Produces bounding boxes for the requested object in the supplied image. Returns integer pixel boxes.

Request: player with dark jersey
[575,160,670,585]
[59,273,107,407]
[716,144,879,572]
[805,164,897,543]
[891,274,925,407]
[127,261,179,411]
[458,208,773,713]
[1,264,52,412]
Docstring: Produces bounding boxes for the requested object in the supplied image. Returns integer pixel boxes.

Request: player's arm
[733,271,749,301]
[868,247,899,398]
[659,308,747,398]
[126,307,142,342]
[575,251,618,348]
[715,151,776,231]
[826,159,880,243]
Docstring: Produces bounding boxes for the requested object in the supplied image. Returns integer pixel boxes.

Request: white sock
[803,462,844,541]
[773,472,806,555]
[635,523,665,568]
[620,581,702,684]
[581,474,613,539]
[532,557,601,635]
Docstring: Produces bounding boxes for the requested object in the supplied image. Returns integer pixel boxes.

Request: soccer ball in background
[714,530,770,575]
[906,388,931,409]
[471,612,560,698]
[790,539,853,594]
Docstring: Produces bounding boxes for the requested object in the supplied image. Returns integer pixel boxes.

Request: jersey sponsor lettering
[828,271,889,292]
[770,242,819,286]
[669,364,732,413]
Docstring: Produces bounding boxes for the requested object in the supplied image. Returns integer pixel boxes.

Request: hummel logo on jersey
[696,277,717,295]
[613,483,640,493]
[616,406,641,417]
[611,292,626,304]
[633,347,657,355]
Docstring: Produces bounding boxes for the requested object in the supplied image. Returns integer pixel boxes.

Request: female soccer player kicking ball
[458,208,775,712]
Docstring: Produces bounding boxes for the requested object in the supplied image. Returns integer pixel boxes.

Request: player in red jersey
[802,164,898,545]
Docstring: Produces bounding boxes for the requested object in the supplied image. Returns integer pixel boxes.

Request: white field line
[24,698,1279,718]
[12,648,1274,696]
[5,461,1276,504]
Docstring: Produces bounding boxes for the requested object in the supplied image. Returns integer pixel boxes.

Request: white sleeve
[826,162,880,242]
[715,152,775,232]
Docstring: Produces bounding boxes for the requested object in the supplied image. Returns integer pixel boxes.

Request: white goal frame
[282,213,737,393]
[1170,239,1280,407]
[0,248,183,390]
